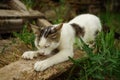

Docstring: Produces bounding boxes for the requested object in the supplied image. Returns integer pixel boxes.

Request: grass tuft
[69,30,120,80]
[13,25,35,48]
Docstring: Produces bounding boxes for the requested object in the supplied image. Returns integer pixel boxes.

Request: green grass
[13,25,35,48]
[99,12,120,34]
[52,3,65,24]
[99,12,120,49]
[69,30,120,80]
[21,0,35,9]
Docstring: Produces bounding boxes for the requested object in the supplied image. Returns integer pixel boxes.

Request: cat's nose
[39,37,47,48]
[45,44,50,48]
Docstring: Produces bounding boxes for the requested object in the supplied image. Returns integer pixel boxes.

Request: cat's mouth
[37,44,50,49]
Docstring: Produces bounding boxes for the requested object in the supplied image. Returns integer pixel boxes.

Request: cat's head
[31,24,63,51]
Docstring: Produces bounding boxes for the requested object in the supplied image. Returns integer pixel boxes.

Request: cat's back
[69,14,99,23]
[68,14,102,43]
[69,14,101,27]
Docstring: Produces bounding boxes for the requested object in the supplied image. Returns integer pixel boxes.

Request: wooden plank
[29,9,45,19]
[0,3,10,9]
[0,25,23,33]
[0,19,24,25]
[0,10,44,19]
[0,19,24,33]
[8,0,28,12]
[37,19,52,27]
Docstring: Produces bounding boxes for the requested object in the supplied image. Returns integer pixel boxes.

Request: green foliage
[69,31,120,80]
[13,25,35,48]
[100,13,120,32]
[52,0,67,24]
[99,12,120,49]
[21,0,35,9]
[52,7,64,24]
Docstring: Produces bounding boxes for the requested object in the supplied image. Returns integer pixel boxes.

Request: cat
[22,14,102,71]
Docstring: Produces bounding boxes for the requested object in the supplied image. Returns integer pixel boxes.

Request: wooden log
[0,50,85,80]
[0,10,44,19]
[8,0,28,12]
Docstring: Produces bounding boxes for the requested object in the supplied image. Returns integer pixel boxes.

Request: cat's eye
[50,29,57,34]
[48,34,57,39]
[40,29,44,37]
[51,35,57,39]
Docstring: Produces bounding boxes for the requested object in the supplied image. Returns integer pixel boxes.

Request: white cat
[22,14,102,71]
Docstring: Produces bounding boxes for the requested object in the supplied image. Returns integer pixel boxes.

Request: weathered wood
[0,50,85,80]
[0,3,10,9]
[8,0,28,12]
[37,19,52,27]
[29,9,45,19]
[0,10,44,19]
[0,19,24,25]
[0,25,23,33]
[0,0,45,33]
[0,19,24,33]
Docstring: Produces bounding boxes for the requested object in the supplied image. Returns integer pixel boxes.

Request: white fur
[69,14,102,44]
[22,51,39,59]
[22,14,102,71]
[38,36,47,48]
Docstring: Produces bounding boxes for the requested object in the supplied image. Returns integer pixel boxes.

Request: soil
[0,38,30,68]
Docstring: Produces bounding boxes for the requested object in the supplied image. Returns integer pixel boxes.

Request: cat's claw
[34,60,50,71]
[22,51,38,59]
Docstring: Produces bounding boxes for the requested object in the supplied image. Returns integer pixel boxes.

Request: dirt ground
[0,38,30,68]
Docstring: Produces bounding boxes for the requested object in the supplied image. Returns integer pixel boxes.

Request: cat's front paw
[34,60,50,71]
[22,51,38,59]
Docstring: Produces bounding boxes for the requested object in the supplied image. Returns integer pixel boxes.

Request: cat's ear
[30,24,40,35]
[54,23,63,31]
[50,23,63,33]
